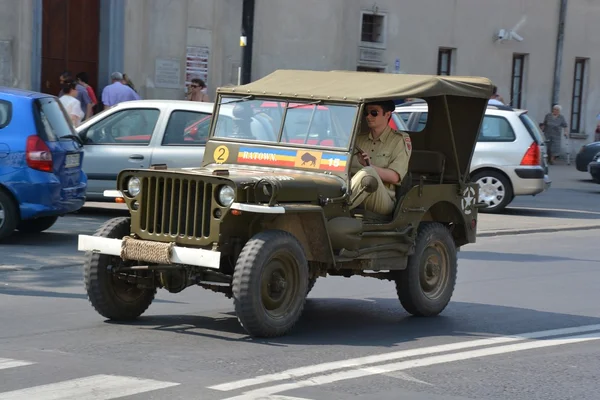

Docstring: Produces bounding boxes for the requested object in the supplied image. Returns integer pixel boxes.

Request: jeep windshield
[212,96,358,150]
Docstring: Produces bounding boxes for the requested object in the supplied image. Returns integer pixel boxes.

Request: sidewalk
[477,208,600,237]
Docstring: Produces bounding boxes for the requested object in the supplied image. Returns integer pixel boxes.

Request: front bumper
[77,235,221,269]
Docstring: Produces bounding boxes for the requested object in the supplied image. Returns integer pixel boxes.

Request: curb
[478,224,600,238]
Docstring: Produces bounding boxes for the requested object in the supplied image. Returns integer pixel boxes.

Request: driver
[349,100,412,215]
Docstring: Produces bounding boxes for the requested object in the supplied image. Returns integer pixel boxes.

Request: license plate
[65,153,80,168]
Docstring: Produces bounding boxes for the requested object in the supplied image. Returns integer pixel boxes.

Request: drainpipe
[552,0,568,107]
[240,0,255,85]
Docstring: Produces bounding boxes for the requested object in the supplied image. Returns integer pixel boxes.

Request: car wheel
[472,170,513,213]
[0,191,19,241]
[84,217,156,320]
[17,216,59,233]
[232,230,309,338]
[396,222,457,317]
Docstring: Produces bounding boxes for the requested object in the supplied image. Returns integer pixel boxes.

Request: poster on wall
[185,46,210,86]
[155,58,181,89]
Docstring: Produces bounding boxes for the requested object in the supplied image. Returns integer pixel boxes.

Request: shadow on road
[503,207,600,220]
[113,298,600,347]
[0,231,78,247]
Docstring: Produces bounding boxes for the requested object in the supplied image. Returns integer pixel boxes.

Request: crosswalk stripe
[221,332,600,400]
[209,323,600,391]
[0,374,180,400]
[0,358,35,370]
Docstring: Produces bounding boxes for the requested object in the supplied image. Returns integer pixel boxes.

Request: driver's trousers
[349,167,395,215]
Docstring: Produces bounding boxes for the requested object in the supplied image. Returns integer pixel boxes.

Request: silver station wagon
[396,101,550,213]
[76,100,215,201]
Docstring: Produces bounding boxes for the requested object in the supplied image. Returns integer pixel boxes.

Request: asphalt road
[1,221,600,398]
[0,164,598,399]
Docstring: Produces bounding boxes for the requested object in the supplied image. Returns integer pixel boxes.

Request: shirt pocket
[372,152,392,168]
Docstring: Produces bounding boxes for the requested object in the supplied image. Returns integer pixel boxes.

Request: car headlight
[127,177,141,197]
[217,185,235,207]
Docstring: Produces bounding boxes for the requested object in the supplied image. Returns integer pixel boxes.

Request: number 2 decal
[213,145,229,164]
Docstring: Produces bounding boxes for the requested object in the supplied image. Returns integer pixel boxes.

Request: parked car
[0,88,87,240]
[75,100,218,201]
[396,101,550,213]
[76,100,408,201]
[587,153,600,183]
[575,141,600,174]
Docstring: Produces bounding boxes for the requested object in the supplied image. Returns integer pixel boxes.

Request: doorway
[41,0,100,96]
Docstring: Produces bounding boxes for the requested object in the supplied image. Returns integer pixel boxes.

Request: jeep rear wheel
[84,217,156,320]
[396,222,457,317]
[232,230,308,338]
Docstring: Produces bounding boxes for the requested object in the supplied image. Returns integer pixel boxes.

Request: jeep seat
[409,150,446,184]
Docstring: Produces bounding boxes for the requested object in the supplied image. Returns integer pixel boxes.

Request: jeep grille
[140,176,213,238]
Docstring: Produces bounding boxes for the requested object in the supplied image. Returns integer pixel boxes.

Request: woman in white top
[59,78,85,127]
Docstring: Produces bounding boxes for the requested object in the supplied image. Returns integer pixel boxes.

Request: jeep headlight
[217,185,235,207]
[127,177,141,197]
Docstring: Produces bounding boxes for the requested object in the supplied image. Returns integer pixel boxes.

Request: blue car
[0,88,87,240]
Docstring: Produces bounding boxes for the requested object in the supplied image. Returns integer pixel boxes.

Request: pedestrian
[58,78,85,127]
[123,73,137,93]
[186,78,209,102]
[59,71,93,121]
[101,72,141,110]
[488,85,505,106]
[541,105,568,164]
[75,72,99,114]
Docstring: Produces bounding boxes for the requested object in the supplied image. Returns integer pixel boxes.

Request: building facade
[1,0,599,152]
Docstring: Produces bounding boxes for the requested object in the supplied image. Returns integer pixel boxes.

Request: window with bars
[510,54,526,108]
[360,12,385,46]
[570,58,587,133]
[437,49,453,76]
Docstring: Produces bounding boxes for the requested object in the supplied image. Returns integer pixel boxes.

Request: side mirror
[361,175,378,193]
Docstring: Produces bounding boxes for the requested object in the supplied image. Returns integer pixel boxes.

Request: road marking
[222,332,600,400]
[209,323,600,392]
[0,358,35,370]
[0,374,180,400]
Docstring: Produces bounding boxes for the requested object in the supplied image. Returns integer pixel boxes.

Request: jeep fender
[258,205,335,265]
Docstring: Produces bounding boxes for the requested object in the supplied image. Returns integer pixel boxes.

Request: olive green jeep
[78,70,492,338]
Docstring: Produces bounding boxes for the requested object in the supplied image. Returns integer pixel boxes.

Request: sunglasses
[364,110,382,117]
[190,85,199,88]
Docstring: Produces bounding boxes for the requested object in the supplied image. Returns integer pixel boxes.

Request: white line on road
[0,358,35,370]
[223,332,600,400]
[0,374,180,400]
[209,323,600,392]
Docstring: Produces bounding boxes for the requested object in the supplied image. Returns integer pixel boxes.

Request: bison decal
[300,152,317,167]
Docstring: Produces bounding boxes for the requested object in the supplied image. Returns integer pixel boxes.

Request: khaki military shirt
[351,126,412,193]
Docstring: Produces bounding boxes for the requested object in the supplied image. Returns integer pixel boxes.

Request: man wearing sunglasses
[349,100,412,215]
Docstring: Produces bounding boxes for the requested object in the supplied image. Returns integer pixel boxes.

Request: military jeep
[78,70,492,338]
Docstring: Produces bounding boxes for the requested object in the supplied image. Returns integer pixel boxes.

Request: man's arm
[358,152,400,184]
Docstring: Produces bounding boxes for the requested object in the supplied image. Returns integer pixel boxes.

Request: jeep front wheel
[232,230,308,338]
[396,222,457,316]
[84,217,156,320]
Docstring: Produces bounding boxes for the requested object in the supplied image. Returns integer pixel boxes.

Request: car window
[396,112,411,125]
[84,108,160,145]
[520,113,546,144]
[478,116,516,142]
[34,97,76,142]
[213,98,358,150]
[162,110,211,146]
[0,100,11,129]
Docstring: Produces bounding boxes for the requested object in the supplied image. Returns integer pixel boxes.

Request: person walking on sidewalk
[101,72,141,110]
[541,105,568,164]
